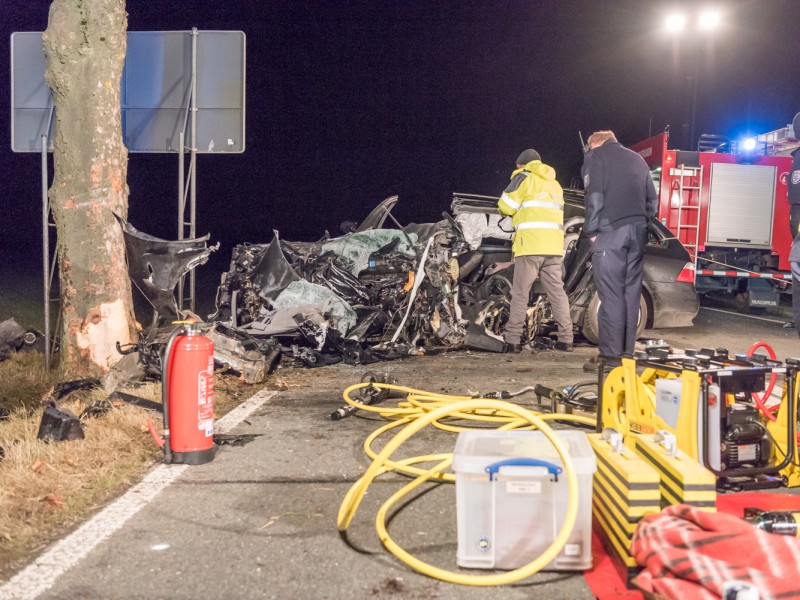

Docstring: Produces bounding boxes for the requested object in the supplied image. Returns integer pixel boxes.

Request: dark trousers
[504,255,573,345]
[791,204,800,239]
[591,222,647,357]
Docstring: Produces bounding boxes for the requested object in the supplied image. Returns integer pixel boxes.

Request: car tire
[581,291,648,345]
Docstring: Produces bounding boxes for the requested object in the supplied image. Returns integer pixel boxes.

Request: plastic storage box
[452,429,596,571]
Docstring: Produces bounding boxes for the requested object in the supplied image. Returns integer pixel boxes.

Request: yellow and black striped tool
[588,429,661,584]
[633,431,716,511]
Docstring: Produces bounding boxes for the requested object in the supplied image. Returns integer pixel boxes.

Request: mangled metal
[114,194,572,383]
[114,218,283,387]
[208,323,281,384]
[207,203,515,369]
[116,215,218,330]
[38,405,84,442]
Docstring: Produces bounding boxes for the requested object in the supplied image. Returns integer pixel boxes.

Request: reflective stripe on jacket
[498,160,564,257]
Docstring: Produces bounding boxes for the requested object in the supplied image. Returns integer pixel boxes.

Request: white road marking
[0,389,276,600]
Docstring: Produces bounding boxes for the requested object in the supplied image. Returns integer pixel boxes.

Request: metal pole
[189,27,198,313]
[177,131,185,309]
[179,131,185,239]
[41,135,50,372]
[689,58,699,151]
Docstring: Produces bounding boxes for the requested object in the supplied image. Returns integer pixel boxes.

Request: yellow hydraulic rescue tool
[589,347,800,584]
[599,355,702,458]
[766,360,800,487]
[594,348,799,492]
[587,429,660,582]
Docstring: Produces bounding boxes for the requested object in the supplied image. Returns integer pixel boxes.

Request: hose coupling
[474,391,512,400]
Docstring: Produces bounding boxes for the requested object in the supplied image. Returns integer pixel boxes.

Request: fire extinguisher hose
[336,382,592,586]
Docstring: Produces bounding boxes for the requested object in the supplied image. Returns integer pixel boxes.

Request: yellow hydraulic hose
[345,382,594,481]
[337,382,594,586]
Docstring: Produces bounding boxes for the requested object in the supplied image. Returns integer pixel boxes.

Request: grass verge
[0,351,256,583]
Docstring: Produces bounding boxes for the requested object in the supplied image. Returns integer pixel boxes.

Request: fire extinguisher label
[197,361,215,436]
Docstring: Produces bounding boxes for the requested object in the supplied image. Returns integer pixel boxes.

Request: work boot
[554,341,573,352]
[505,342,523,353]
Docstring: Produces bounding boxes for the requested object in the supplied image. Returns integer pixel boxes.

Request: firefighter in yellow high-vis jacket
[498,149,573,353]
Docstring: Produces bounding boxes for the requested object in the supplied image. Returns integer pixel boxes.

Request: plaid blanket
[631,504,800,599]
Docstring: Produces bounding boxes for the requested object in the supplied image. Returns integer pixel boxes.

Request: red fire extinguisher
[149,320,216,465]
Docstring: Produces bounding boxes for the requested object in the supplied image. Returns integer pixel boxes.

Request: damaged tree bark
[43,0,136,377]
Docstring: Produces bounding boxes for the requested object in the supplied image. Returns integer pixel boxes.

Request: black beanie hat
[516,149,541,165]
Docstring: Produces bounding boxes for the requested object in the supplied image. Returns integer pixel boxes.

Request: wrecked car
[118,187,698,382]
[206,203,498,368]
[206,189,697,371]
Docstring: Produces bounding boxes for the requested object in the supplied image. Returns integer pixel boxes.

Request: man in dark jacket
[787,113,800,330]
[581,130,658,364]
[787,113,800,237]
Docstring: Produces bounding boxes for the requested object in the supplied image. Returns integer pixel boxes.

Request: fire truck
[630,123,799,311]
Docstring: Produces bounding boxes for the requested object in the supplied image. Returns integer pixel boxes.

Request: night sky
[1,0,799,308]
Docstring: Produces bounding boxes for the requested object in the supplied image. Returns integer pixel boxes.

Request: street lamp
[665,9,721,150]
[698,10,721,30]
[665,13,686,32]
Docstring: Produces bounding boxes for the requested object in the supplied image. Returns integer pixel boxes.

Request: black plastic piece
[37,405,85,442]
[464,322,507,353]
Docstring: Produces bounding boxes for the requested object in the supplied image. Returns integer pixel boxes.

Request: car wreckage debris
[213,433,263,447]
[116,215,218,330]
[0,318,48,362]
[37,405,85,442]
[207,213,526,369]
[209,323,281,384]
[36,380,99,442]
[116,192,608,385]
[116,218,283,386]
[113,203,566,385]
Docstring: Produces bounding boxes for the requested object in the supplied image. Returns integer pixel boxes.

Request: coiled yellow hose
[336,382,595,586]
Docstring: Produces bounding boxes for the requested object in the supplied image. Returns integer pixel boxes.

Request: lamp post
[665,9,721,150]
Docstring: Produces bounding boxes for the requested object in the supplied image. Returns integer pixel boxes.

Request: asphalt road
[2,307,799,600]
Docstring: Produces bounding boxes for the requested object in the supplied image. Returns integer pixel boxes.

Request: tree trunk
[43,0,135,378]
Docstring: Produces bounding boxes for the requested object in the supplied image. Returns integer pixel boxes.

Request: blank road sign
[11,30,246,154]
[10,32,54,152]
